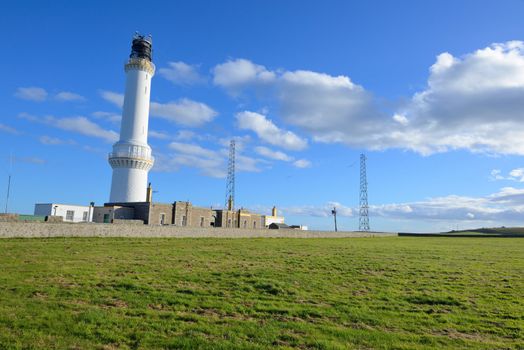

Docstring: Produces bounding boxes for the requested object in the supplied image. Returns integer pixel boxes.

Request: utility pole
[359,153,370,231]
[4,174,10,214]
[4,153,12,214]
[225,139,236,211]
[331,207,338,232]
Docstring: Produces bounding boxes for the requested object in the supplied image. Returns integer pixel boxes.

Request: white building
[263,206,285,228]
[108,33,155,203]
[34,203,94,223]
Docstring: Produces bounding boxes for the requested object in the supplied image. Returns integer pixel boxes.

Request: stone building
[95,201,215,227]
[214,208,263,229]
[93,199,267,229]
[172,201,214,227]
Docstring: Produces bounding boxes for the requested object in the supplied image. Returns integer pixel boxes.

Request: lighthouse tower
[108,33,155,203]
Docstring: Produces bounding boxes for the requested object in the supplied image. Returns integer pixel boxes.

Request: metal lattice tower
[359,153,370,231]
[225,140,236,211]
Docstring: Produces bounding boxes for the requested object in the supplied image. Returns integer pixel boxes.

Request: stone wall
[0,214,19,222]
[112,219,144,225]
[0,222,397,239]
[45,216,63,223]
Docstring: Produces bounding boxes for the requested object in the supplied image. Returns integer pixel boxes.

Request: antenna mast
[359,153,370,231]
[225,140,236,211]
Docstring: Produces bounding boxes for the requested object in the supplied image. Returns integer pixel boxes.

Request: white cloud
[158,61,206,85]
[156,142,225,177]
[47,116,118,143]
[254,146,293,161]
[0,124,20,135]
[39,135,75,145]
[169,142,217,158]
[218,135,252,152]
[174,130,196,141]
[490,169,505,181]
[21,113,118,143]
[279,186,524,229]
[155,141,263,177]
[149,130,170,140]
[490,168,524,182]
[278,70,380,145]
[371,187,524,224]
[150,99,218,126]
[293,159,312,168]
[213,60,378,147]
[392,113,409,125]
[236,111,307,151]
[236,154,264,173]
[100,90,124,108]
[92,111,121,124]
[385,41,524,155]
[509,168,524,180]
[213,58,276,94]
[100,91,217,127]
[15,87,48,101]
[215,44,524,156]
[15,87,87,102]
[55,91,86,102]
[488,186,524,204]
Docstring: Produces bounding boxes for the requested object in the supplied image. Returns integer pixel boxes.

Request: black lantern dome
[130,33,152,62]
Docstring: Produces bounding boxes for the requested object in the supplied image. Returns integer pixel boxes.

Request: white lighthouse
[108,33,155,203]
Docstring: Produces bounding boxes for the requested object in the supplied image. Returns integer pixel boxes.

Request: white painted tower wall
[109,37,155,203]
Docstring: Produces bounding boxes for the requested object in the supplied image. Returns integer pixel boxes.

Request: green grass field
[0,237,522,349]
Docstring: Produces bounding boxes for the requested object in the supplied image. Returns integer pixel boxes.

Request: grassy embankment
[0,237,522,349]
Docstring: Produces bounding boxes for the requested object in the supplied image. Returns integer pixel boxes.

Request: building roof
[268,223,292,229]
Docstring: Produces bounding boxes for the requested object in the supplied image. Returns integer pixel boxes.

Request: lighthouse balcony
[108,150,154,161]
[108,144,154,170]
[108,153,154,170]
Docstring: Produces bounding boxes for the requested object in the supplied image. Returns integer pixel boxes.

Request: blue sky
[2,0,524,232]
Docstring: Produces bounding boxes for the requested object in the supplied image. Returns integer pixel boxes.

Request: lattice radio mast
[225,139,236,211]
[359,153,370,231]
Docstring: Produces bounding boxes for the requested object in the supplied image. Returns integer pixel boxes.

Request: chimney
[146,182,153,202]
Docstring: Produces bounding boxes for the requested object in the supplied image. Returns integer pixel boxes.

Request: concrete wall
[0,222,397,238]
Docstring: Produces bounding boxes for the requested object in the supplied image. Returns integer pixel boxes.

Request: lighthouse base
[109,167,149,203]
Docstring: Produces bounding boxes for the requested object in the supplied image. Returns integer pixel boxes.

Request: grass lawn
[0,237,522,349]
